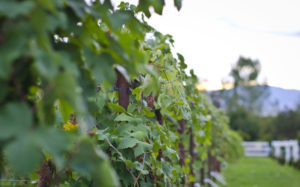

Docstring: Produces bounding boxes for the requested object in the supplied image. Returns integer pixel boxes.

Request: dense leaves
[0,0,243,186]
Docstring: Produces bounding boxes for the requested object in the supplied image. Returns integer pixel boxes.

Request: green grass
[223,157,300,187]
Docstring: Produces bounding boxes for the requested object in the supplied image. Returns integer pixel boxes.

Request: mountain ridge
[208,85,300,116]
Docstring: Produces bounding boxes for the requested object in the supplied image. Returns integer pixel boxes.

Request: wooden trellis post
[189,127,195,187]
[116,69,130,110]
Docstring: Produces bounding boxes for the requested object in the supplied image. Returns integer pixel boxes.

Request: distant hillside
[209,86,300,116]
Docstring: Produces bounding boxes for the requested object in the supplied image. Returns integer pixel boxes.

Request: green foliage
[266,107,300,140]
[229,108,260,141]
[0,0,242,186]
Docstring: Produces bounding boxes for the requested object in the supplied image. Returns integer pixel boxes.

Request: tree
[225,56,269,140]
[230,56,260,87]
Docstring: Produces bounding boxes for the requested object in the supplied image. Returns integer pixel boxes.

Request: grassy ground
[223,157,300,187]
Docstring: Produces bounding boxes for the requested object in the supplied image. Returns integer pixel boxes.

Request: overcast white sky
[112,0,300,90]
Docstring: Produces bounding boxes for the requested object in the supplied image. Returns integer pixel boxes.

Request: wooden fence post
[200,166,205,187]
[116,69,130,110]
[189,127,195,187]
[178,119,186,167]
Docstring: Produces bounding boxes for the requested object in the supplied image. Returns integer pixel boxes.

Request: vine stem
[11,71,27,103]
[189,127,195,187]
[134,153,146,187]
[139,76,144,111]
[105,138,122,156]
[105,138,139,187]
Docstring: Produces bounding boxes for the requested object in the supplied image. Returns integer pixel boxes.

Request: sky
[112,0,300,90]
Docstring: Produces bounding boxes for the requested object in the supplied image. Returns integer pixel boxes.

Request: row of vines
[0,0,243,186]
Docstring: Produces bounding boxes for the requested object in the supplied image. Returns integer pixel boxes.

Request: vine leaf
[137,0,165,18]
[0,103,32,139]
[134,142,152,157]
[118,137,139,149]
[4,135,42,175]
[115,123,149,138]
[174,0,182,11]
[34,128,71,170]
[0,27,27,79]
[109,10,134,30]
[0,0,35,18]
[115,113,135,122]
[84,48,116,85]
[70,139,120,187]
[108,103,126,113]
[114,113,144,123]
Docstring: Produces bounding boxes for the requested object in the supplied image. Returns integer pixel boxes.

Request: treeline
[229,107,300,141]
[259,107,300,141]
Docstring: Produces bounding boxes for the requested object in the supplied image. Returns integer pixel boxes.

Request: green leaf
[34,128,71,169]
[97,160,120,187]
[158,94,173,110]
[0,0,35,18]
[137,0,165,18]
[115,123,149,138]
[134,142,152,157]
[140,181,153,187]
[161,160,172,177]
[67,0,89,18]
[130,131,146,140]
[177,53,187,69]
[97,128,109,141]
[132,87,142,101]
[83,48,116,85]
[143,107,155,118]
[0,81,9,102]
[115,113,145,124]
[109,10,134,30]
[32,46,58,80]
[59,99,74,123]
[118,137,139,149]
[114,113,132,121]
[124,160,137,168]
[136,162,149,174]
[96,93,106,113]
[4,136,42,175]
[36,0,56,12]
[70,139,120,187]
[35,128,70,154]
[55,71,84,114]
[0,25,27,79]
[141,74,160,97]
[108,103,126,113]
[174,0,182,11]
[70,139,103,176]
[0,103,32,139]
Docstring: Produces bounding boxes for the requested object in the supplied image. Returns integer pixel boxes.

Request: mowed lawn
[223,157,300,187]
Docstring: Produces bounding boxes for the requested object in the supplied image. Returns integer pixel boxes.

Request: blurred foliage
[229,107,260,141]
[259,106,300,141]
[229,103,300,141]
